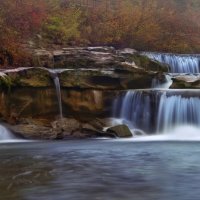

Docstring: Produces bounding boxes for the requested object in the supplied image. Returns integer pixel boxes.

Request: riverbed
[1,140,200,200]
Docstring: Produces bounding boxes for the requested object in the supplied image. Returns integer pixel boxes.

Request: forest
[0,0,200,66]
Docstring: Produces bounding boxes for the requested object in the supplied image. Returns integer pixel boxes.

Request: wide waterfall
[113,91,200,135]
[144,52,200,73]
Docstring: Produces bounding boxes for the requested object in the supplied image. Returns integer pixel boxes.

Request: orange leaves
[0,0,200,67]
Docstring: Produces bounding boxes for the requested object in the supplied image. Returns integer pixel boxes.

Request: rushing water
[0,125,18,143]
[113,90,200,134]
[151,75,172,89]
[157,93,200,132]
[144,52,200,73]
[51,73,63,120]
[1,141,200,200]
[0,125,29,143]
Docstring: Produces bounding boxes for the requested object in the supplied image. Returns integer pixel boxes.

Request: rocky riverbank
[0,47,168,139]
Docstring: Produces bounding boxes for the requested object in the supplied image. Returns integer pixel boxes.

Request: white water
[144,52,200,73]
[152,75,173,89]
[113,91,200,138]
[116,126,200,142]
[53,75,63,120]
[157,93,200,132]
[0,125,26,143]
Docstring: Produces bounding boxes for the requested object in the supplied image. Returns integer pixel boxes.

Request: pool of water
[1,140,200,200]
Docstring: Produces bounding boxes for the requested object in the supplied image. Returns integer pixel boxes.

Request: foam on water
[116,126,200,142]
[0,125,28,143]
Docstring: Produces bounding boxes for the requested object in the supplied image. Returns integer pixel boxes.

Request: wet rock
[52,118,113,139]
[171,75,200,89]
[9,124,55,140]
[52,118,81,136]
[41,46,167,72]
[0,46,168,90]
[125,53,168,72]
[106,124,133,138]
[7,117,119,140]
[58,69,158,89]
[5,67,52,87]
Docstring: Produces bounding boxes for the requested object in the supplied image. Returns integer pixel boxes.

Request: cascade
[151,75,172,89]
[157,93,200,132]
[113,91,155,133]
[113,52,200,138]
[144,52,200,73]
[113,91,200,134]
[0,125,17,142]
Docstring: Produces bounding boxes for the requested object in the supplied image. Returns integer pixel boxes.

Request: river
[1,140,200,200]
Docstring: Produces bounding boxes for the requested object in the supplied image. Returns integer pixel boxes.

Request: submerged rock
[107,124,133,138]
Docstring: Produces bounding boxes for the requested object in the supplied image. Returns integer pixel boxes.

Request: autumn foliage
[0,0,200,66]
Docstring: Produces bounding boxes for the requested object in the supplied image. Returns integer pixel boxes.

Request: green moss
[0,75,13,90]
[127,53,168,72]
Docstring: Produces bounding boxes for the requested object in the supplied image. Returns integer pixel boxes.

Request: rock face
[34,47,167,72]
[107,125,133,138]
[0,47,168,90]
[0,46,169,140]
[0,88,115,124]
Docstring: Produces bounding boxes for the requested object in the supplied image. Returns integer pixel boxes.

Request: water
[113,90,200,134]
[151,75,172,89]
[0,125,19,143]
[0,125,28,143]
[157,93,200,132]
[1,140,200,200]
[144,52,200,73]
[51,73,63,120]
[113,91,152,132]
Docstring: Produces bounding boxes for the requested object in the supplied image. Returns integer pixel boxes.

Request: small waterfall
[52,74,63,120]
[157,94,200,132]
[144,52,200,73]
[113,91,154,133]
[113,91,200,134]
[0,125,17,142]
[151,75,172,89]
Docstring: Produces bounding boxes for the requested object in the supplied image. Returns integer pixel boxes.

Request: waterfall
[0,125,17,142]
[113,91,200,134]
[157,94,200,132]
[143,52,200,73]
[113,91,154,133]
[151,75,172,89]
[51,72,63,120]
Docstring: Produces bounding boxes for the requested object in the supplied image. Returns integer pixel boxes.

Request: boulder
[106,124,133,138]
